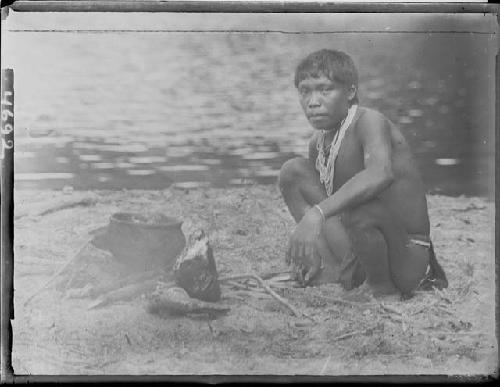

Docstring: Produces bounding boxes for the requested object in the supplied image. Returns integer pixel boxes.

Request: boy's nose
[308,91,321,107]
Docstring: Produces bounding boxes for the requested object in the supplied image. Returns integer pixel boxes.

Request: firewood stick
[87,269,164,298]
[23,238,92,307]
[330,329,368,343]
[88,278,166,310]
[218,273,312,320]
[88,278,177,310]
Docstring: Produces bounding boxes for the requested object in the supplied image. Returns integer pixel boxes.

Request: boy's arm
[315,111,394,217]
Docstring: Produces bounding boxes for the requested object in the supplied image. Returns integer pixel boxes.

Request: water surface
[6,28,494,196]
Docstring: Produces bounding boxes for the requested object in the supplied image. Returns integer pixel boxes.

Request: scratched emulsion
[5,21,494,196]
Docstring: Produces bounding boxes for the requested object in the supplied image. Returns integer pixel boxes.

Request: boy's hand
[286,207,324,285]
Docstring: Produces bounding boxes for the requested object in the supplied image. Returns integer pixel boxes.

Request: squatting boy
[279,49,447,297]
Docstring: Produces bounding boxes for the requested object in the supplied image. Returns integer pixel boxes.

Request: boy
[279,49,447,297]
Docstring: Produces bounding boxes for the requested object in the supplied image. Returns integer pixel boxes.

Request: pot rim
[110,212,183,229]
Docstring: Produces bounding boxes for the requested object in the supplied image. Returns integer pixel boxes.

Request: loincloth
[413,235,448,291]
[409,234,431,248]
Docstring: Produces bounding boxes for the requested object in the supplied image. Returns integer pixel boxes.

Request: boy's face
[297,75,356,131]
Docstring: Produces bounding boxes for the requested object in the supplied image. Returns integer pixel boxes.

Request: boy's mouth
[309,114,330,120]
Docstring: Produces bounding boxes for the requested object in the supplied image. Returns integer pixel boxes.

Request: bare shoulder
[352,106,393,146]
[355,107,391,135]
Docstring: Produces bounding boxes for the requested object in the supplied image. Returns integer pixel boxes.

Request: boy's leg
[279,157,352,278]
[279,157,326,222]
[342,221,397,294]
[279,157,429,294]
[346,200,430,294]
[279,158,395,289]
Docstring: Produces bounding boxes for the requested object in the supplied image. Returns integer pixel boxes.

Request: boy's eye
[298,85,334,97]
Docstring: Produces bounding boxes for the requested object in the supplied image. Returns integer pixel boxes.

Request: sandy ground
[11,185,497,376]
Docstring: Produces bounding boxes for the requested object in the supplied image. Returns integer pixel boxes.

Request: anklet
[313,204,326,223]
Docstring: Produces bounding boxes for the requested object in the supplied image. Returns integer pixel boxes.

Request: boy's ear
[346,85,357,102]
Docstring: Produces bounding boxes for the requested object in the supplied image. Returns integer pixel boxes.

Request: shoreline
[13,184,496,198]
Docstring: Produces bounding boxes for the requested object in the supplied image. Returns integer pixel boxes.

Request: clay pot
[92,212,186,271]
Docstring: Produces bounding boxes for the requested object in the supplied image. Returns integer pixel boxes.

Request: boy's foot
[343,282,401,303]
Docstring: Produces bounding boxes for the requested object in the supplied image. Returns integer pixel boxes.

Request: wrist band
[313,204,326,222]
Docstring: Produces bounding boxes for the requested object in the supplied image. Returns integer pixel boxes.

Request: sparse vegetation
[12,186,496,375]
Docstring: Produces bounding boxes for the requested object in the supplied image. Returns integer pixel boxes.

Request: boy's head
[295,49,359,130]
[294,49,359,104]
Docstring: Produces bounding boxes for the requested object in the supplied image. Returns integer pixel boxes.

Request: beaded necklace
[315,104,358,196]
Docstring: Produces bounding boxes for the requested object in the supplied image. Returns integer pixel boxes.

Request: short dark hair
[294,49,359,105]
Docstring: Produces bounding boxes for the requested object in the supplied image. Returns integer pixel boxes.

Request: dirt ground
[11,185,497,376]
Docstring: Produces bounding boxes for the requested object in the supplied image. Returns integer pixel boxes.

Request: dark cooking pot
[92,212,186,271]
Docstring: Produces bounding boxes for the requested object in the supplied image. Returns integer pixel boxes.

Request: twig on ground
[379,303,411,331]
[431,331,485,337]
[379,303,403,316]
[221,280,252,291]
[23,238,92,307]
[222,281,268,296]
[259,270,294,280]
[434,304,454,316]
[451,203,486,212]
[410,305,430,316]
[456,279,474,298]
[263,281,294,289]
[320,354,331,375]
[384,314,403,323]
[330,329,368,343]
[222,294,246,302]
[435,288,453,304]
[317,294,369,308]
[16,256,64,266]
[15,193,97,219]
[230,290,272,299]
[219,273,313,320]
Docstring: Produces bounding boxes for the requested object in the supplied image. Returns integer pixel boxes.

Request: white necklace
[315,104,358,196]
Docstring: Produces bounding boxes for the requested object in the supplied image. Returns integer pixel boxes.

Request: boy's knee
[347,208,374,231]
[324,216,351,242]
[346,201,386,231]
[279,157,310,188]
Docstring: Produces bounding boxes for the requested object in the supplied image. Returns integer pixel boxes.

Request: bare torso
[311,107,430,235]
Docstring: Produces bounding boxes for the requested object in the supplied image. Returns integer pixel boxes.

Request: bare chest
[317,129,364,192]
